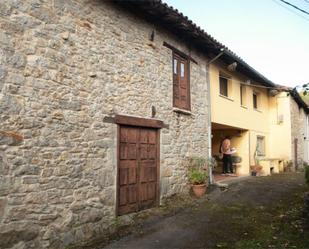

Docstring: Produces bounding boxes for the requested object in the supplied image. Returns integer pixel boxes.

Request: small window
[253,92,258,109]
[173,53,190,110]
[256,136,265,156]
[240,85,246,106]
[219,76,228,97]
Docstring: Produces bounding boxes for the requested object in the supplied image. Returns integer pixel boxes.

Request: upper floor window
[219,76,228,97]
[173,53,190,110]
[253,92,259,109]
[240,85,246,106]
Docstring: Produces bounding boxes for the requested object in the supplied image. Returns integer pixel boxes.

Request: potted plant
[187,157,208,197]
[250,164,263,176]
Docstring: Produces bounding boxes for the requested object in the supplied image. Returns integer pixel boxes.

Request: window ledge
[241,105,247,109]
[173,107,193,116]
[219,94,234,102]
[254,108,262,113]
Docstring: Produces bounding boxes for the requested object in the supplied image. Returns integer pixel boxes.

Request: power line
[278,0,309,15]
[272,0,309,21]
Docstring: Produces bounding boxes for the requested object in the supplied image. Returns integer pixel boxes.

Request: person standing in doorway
[220,136,236,175]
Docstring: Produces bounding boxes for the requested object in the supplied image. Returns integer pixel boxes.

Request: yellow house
[269,89,309,171]
[209,58,288,176]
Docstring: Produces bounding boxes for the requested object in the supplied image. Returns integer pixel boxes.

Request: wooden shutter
[173,56,180,108]
[173,53,190,110]
[118,126,139,215]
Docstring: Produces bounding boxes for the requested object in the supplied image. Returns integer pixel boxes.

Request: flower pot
[251,171,257,176]
[192,184,206,198]
[250,165,262,176]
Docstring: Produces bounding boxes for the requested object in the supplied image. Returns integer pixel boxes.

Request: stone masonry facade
[0,1,209,248]
[290,97,307,170]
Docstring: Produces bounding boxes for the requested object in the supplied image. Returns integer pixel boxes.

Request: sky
[163,0,309,88]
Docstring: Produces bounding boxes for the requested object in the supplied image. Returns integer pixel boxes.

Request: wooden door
[118,125,159,215]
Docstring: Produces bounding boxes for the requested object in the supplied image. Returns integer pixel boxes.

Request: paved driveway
[102,173,307,249]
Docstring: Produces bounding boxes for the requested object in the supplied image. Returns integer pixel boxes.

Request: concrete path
[102,173,306,249]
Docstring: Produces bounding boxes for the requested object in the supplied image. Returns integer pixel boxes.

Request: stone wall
[290,97,306,170]
[0,0,209,248]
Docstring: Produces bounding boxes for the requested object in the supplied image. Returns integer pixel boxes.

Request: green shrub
[188,168,208,185]
[187,157,208,185]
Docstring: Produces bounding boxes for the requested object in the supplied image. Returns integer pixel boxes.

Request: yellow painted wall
[268,92,292,161]
[210,63,270,132]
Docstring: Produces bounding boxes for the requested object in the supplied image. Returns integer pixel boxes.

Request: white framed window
[219,76,228,97]
[256,136,265,156]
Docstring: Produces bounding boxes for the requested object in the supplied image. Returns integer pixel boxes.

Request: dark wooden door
[118,125,159,215]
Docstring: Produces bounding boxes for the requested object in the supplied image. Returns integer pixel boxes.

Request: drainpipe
[304,113,309,163]
[206,49,225,184]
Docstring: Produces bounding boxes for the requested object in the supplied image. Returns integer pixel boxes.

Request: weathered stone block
[38,213,58,223]
[59,99,81,111]
[41,168,54,178]
[8,52,27,69]
[0,31,14,47]
[14,165,40,176]
[0,197,7,219]
[0,19,24,35]
[13,15,41,30]
[0,222,39,248]
[0,151,9,175]
[70,201,86,212]
[0,176,14,196]
[0,66,7,83]
[0,95,22,114]
[161,167,173,177]
[0,3,12,16]
[79,208,102,224]
[7,194,26,205]
[22,176,39,184]
[63,231,74,246]
[0,131,23,145]
[25,191,47,204]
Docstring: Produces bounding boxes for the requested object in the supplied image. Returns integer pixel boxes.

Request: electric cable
[278,0,309,15]
[272,0,309,21]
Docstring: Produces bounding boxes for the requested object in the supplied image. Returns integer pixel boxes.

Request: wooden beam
[104,115,168,129]
[163,41,198,64]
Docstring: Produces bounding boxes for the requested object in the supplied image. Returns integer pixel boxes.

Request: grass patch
[207,188,309,249]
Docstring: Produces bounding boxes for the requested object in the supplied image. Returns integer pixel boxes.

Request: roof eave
[112,0,275,87]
